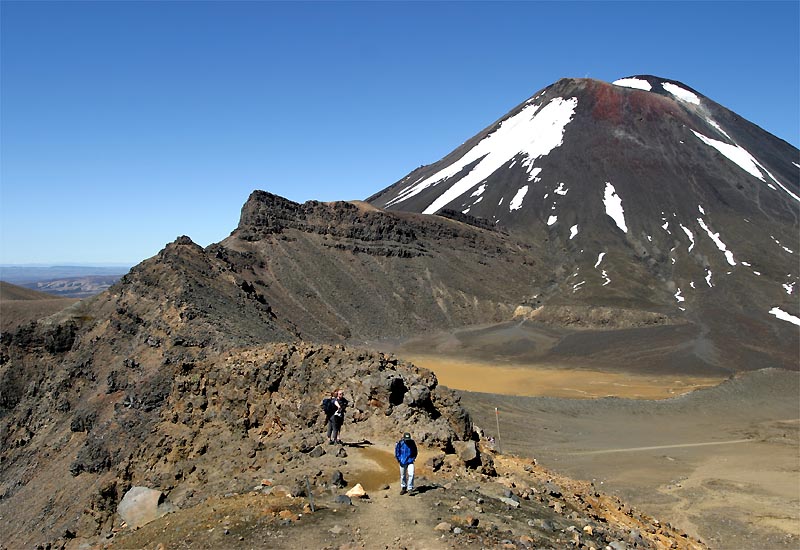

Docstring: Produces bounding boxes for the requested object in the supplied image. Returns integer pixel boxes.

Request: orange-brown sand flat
[402,353,724,399]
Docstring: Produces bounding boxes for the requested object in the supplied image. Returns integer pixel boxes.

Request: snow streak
[612,78,652,91]
[697,218,736,266]
[663,82,700,105]
[594,252,605,269]
[769,307,800,327]
[386,96,578,214]
[603,182,627,233]
[692,131,800,202]
[692,130,763,180]
[680,225,695,252]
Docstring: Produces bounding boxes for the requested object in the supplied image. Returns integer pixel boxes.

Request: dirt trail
[343,444,454,549]
[347,483,454,550]
[569,438,755,455]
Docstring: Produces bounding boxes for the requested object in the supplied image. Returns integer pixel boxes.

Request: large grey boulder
[117,486,173,529]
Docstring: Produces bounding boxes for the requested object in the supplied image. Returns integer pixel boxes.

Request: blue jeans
[400,463,415,490]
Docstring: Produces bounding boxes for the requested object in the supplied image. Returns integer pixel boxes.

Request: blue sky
[2,1,798,266]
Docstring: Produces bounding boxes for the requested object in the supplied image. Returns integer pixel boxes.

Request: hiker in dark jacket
[322,391,337,441]
[327,389,348,444]
[394,432,418,494]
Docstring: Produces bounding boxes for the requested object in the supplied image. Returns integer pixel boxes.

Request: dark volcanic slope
[369,75,799,369]
[217,193,547,343]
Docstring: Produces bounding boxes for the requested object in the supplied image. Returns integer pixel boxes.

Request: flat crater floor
[371,321,800,550]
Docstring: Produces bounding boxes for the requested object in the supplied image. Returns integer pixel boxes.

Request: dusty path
[342,444,456,549]
[569,438,755,455]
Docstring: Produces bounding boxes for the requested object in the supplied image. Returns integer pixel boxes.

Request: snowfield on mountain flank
[612,77,652,91]
[663,82,701,105]
[769,307,800,326]
[386,97,578,214]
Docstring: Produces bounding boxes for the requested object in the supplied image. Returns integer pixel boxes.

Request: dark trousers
[327,414,343,442]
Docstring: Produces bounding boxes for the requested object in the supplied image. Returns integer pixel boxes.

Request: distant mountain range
[0,265,129,298]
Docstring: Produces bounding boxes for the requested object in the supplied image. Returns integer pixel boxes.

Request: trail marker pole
[495,407,502,454]
[305,476,315,512]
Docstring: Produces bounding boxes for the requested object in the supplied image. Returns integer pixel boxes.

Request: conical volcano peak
[369,75,799,359]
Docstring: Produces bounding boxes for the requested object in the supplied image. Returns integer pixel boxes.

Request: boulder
[330,470,347,488]
[498,496,521,508]
[308,445,326,458]
[345,483,368,499]
[117,487,173,529]
[425,452,445,472]
[333,495,352,506]
[454,440,478,464]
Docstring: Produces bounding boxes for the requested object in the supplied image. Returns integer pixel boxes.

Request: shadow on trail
[409,483,442,495]
[342,439,373,448]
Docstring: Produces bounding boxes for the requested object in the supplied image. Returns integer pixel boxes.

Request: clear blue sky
[2,1,798,266]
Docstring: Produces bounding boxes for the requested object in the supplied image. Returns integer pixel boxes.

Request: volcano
[369,75,799,368]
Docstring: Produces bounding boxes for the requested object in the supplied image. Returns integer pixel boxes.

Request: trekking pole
[495,407,502,454]
[304,476,315,512]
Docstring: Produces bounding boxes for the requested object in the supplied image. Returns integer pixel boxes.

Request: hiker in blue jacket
[395,432,418,495]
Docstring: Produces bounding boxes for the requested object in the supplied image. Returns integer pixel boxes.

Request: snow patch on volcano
[697,218,736,266]
[692,131,763,181]
[603,182,627,233]
[509,185,529,211]
[613,77,652,91]
[663,82,701,104]
[769,307,800,327]
[706,118,733,141]
[386,96,578,214]
[680,224,695,252]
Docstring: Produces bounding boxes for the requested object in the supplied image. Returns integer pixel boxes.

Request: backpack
[322,398,336,417]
